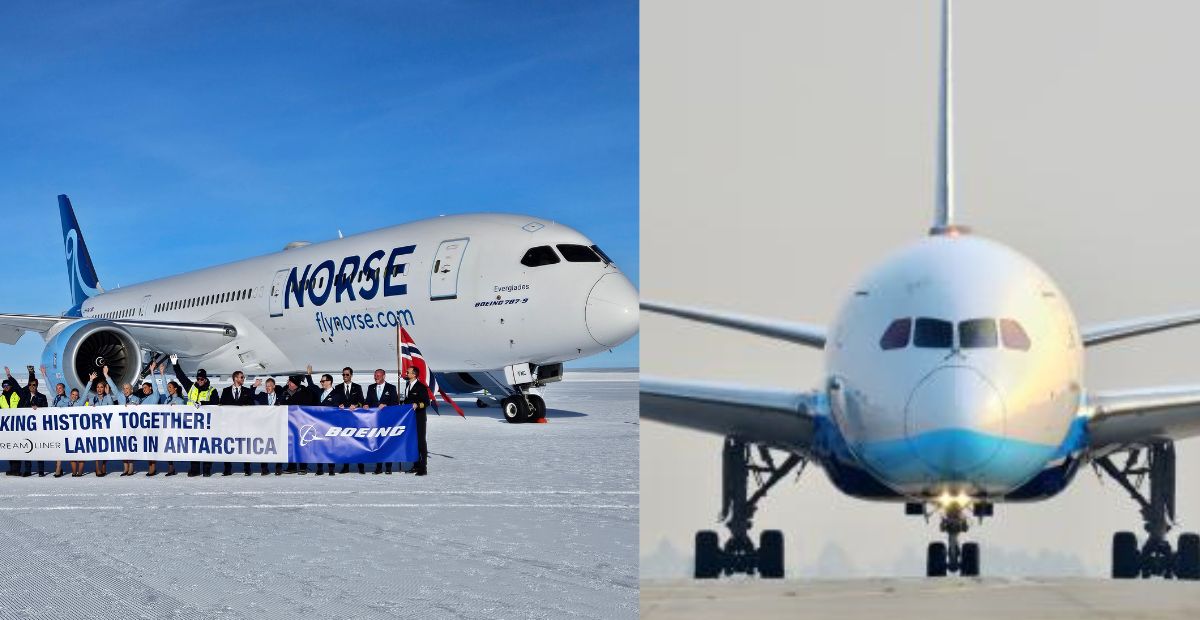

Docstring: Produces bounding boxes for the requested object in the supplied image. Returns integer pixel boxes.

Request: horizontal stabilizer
[641,301,826,349]
[641,376,820,452]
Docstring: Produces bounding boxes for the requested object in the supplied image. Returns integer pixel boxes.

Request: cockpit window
[521,246,560,267]
[591,245,614,265]
[959,319,998,348]
[1000,318,1031,351]
[557,244,601,263]
[879,318,911,350]
[913,317,953,348]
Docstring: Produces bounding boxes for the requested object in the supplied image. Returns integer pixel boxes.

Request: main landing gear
[1096,442,1200,580]
[694,437,805,579]
[501,392,546,424]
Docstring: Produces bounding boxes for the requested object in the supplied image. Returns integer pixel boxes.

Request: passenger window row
[97,308,136,320]
[880,317,1030,351]
[521,244,614,268]
[156,287,256,314]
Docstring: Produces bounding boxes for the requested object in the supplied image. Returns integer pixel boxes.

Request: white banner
[0,405,289,462]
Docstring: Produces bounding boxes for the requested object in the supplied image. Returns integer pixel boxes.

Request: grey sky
[641,0,1200,577]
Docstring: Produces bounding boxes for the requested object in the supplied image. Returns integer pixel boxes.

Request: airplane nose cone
[905,366,1007,476]
[585,273,639,347]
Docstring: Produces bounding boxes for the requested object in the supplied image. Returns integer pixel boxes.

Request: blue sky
[0,0,638,374]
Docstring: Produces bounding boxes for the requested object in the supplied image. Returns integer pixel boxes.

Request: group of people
[0,357,430,478]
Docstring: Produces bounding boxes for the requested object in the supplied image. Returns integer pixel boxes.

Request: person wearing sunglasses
[303,366,338,476]
[333,367,366,474]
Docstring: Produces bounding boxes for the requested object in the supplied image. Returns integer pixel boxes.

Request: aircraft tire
[960,542,980,577]
[528,394,547,421]
[475,399,488,408]
[1176,533,1200,580]
[926,542,948,577]
[1112,531,1140,579]
[695,530,721,579]
[758,530,785,578]
[501,397,530,424]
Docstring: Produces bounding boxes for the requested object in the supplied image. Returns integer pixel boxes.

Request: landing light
[936,491,972,509]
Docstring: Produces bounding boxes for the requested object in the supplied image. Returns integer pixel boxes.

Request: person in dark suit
[335,367,366,474]
[303,367,338,475]
[219,370,256,476]
[14,367,49,476]
[282,375,314,474]
[253,377,284,475]
[401,367,431,476]
[334,367,364,408]
[364,368,399,474]
[253,377,282,406]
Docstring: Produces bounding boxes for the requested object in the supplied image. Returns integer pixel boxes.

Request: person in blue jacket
[82,367,119,477]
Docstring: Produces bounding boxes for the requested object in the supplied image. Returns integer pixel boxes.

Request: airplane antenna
[931,0,966,236]
[337,229,344,239]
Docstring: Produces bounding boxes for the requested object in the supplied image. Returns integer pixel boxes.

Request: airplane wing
[0,313,237,356]
[1086,386,1200,452]
[641,301,826,349]
[0,314,63,344]
[1081,310,1200,346]
[641,376,820,453]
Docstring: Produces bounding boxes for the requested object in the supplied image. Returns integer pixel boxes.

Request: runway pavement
[641,577,1200,620]
[0,373,638,620]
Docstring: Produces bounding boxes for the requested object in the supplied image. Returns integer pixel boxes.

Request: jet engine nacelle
[40,320,144,393]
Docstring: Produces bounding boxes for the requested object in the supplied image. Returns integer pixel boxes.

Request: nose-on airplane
[642,0,1200,580]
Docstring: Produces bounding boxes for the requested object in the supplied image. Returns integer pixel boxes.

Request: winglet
[930,0,969,236]
[58,195,103,315]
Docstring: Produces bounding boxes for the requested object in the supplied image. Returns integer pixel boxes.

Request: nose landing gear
[1096,442,1200,580]
[908,499,988,577]
[924,508,979,577]
[693,437,804,579]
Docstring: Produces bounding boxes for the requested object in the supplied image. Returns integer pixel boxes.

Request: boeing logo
[284,244,416,310]
[298,424,326,447]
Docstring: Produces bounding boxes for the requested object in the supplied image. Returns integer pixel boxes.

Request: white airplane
[0,198,638,424]
[642,0,1200,580]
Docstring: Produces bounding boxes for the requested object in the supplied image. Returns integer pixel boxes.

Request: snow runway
[0,374,638,619]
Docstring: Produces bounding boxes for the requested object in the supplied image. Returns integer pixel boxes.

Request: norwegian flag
[399,326,465,417]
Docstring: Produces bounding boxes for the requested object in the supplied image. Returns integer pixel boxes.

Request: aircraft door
[139,295,152,317]
[430,238,469,301]
[269,269,291,318]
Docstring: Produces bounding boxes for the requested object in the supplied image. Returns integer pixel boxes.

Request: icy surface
[0,375,638,619]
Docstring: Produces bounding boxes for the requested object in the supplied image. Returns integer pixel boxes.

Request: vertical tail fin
[58,195,102,315]
[931,0,965,236]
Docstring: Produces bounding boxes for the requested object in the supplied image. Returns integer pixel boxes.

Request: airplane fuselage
[66,213,637,377]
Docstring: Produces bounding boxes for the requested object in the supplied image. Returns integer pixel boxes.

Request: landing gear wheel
[1112,531,1140,579]
[927,542,948,577]
[960,542,980,577]
[528,394,547,421]
[501,397,530,424]
[758,530,785,578]
[695,530,721,579]
[475,399,488,408]
[1176,533,1200,580]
